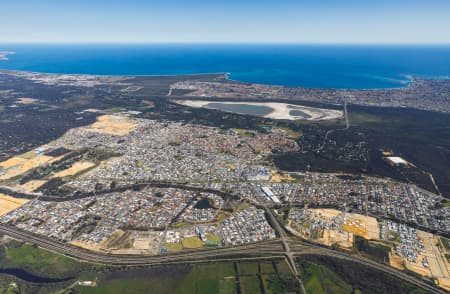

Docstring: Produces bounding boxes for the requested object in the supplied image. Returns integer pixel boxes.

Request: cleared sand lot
[322,229,354,249]
[19,180,47,193]
[52,161,96,178]
[270,171,294,183]
[0,154,61,180]
[0,193,29,216]
[289,209,379,250]
[16,98,39,104]
[85,115,136,136]
[343,213,380,240]
[175,100,343,121]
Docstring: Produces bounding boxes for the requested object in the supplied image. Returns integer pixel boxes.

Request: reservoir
[206,103,273,116]
[288,109,312,119]
[194,198,213,209]
[0,268,73,283]
[175,100,343,121]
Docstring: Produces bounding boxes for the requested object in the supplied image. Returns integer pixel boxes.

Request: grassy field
[441,237,450,251]
[76,260,293,294]
[163,242,183,252]
[355,236,391,264]
[299,260,353,294]
[238,262,259,275]
[0,241,89,278]
[299,254,428,294]
[181,236,203,249]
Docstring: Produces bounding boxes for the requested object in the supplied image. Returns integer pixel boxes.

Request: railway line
[0,224,446,293]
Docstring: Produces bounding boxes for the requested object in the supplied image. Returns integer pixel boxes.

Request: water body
[194,198,212,209]
[206,102,273,116]
[0,44,450,89]
[289,110,312,119]
[0,268,73,283]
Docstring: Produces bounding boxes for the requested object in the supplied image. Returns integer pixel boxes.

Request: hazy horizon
[1,0,449,44]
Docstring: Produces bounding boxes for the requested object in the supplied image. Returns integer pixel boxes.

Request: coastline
[0,67,428,92]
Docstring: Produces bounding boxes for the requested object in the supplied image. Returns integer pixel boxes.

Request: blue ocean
[0,44,449,89]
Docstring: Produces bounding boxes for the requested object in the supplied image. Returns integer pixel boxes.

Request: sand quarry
[175,100,343,121]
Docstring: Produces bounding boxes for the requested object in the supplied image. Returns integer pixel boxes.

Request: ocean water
[1,44,450,89]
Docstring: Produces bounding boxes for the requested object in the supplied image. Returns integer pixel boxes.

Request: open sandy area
[16,98,39,104]
[0,157,27,169]
[0,193,29,216]
[70,240,104,253]
[270,171,294,183]
[343,214,380,240]
[0,154,61,180]
[311,208,342,219]
[175,100,343,121]
[389,250,405,270]
[322,229,353,249]
[19,180,47,193]
[52,161,96,178]
[84,115,136,136]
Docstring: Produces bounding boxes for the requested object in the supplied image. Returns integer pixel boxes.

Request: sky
[0,0,449,44]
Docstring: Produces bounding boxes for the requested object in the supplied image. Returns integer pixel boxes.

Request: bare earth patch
[0,154,62,180]
[52,161,96,178]
[84,115,136,136]
[19,180,47,193]
[0,193,29,216]
[270,171,294,183]
[16,98,39,104]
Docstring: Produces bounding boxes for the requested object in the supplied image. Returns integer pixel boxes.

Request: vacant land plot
[0,157,26,169]
[181,237,203,249]
[0,193,29,215]
[355,236,390,264]
[270,171,294,183]
[322,229,353,249]
[164,242,183,252]
[0,154,61,180]
[70,240,104,253]
[343,215,379,240]
[84,115,136,136]
[16,98,39,104]
[312,208,341,219]
[19,180,47,193]
[52,161,96,178]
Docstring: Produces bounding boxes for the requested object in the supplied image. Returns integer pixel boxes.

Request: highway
[262,205,307,294]
[0,224,446,294]
[289,242,446,294]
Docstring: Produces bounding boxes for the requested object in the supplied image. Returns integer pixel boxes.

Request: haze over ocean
[1,44,450,89]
